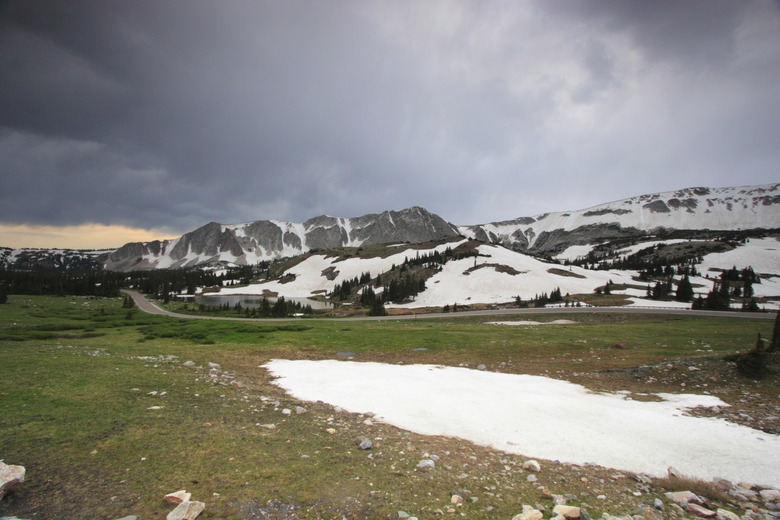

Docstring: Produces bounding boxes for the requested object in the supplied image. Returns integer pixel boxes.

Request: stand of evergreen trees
[196,296,312,317]
[0,263,270,300]
[0,270,124,297]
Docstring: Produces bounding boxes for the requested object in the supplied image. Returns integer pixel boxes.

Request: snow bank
[390,244,635,308]
[699,237,780,276]
[487,320,578,326]
[266,360,780,486]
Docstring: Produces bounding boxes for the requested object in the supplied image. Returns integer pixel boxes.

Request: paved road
[121,290,774,322]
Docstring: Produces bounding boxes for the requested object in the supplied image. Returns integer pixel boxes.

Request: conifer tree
[675,275,694,302]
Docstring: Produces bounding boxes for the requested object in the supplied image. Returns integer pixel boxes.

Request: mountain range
[2,183,779,272]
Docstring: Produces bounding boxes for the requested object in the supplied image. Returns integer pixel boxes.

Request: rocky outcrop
[103,206,462,270]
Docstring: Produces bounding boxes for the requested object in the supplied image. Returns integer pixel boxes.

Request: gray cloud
[1,0,779,235]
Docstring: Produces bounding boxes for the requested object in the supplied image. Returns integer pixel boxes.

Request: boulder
[416,459,435,469]
[0,462,25,500]
[715,508,740,520]
[166,500,205,520]
[665,490,702,505]
[686,503,716,518]
[760,489,780,503]
[512,509,544,520]
[552,505,581,519]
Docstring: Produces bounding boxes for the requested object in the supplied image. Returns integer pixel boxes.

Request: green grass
[0,295,775,519]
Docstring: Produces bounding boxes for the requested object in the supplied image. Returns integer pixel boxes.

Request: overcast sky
[1,1,779,248]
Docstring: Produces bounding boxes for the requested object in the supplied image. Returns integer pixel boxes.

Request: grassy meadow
[0,295,775,519]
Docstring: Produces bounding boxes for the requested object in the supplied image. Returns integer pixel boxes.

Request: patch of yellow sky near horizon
[0,223,180,250]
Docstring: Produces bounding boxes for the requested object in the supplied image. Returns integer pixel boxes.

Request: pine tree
[368,298,387,316]
[675,275,694,302]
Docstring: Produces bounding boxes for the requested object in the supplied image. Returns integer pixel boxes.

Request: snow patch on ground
[487,320,578,326]
[625,298,693,309]
[555,244,597,262]
[266,360,780,485]
[698,237,780,276]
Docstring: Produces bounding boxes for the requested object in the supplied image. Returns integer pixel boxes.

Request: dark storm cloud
[1,0,779,236]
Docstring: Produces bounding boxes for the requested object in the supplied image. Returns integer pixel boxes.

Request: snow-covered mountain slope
[215,237,780,309]
[460,184,780,254]
[219,241,634,306]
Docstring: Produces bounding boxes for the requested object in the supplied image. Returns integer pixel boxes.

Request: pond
[193,293,333,310]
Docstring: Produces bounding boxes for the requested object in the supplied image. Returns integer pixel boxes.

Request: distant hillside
[461,184,780,254]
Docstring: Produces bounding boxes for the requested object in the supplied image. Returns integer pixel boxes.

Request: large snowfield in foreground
[266,360,780,486]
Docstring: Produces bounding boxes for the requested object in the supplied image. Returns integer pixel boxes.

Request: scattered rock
[416,459,435,469]
[182,361,196,367]
[523,459,541,472]
[512,509,544,520]
[207,362,220,370]
[166,500,205,520]
[716,508,741,520]
[761,489,780,503]
[164,490,191,504]
[635,503,662,520]
[357,437,373,450]
[450,494,463,504]
[295,406,307,415]
[325,428,336,434]
[686,503,716,518]
[667,466,684,478]
[552,504,581,519]
[665,490,702,505]
[0,462,25,500]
